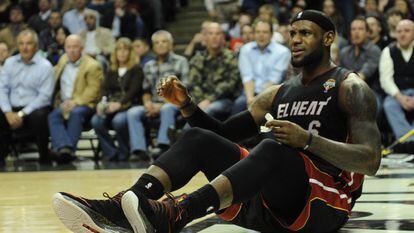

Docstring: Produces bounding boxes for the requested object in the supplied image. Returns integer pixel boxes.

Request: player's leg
[121,139,310,232]
[52,127,242,232]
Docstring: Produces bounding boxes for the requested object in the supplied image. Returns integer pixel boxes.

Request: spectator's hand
[192,33,203,43]
[66,100,77,112]
[115,8,125,17]
[5,112,21,129]
[106,102,121,114]
[208,10,218,19]
[198,99,211,111]
[265,119,309,148]
[145,103,161,117]
[157,75,190,107]
[396,93,414,111]
[246,96,254,106]
[144,101,153,110]
[14,114,23,129]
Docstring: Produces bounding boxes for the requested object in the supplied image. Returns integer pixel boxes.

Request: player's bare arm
[308,73,381,175]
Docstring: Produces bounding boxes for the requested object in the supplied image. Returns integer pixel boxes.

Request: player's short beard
[291,42,324,68]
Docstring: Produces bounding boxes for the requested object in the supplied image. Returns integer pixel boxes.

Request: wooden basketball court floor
[1,154,414,233]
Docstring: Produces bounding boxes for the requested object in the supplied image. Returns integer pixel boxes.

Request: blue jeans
[231,94,247,115]
[384,89,414,140]
[48,106,94,151]
[127,103,180,151]
[204,99,233,120]
[91,111,129,160]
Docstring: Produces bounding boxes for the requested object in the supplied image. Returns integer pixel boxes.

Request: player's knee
[181,127,216,143]
[251,139,296,163]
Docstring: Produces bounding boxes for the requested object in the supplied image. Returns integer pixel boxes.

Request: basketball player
[52,10,381,233]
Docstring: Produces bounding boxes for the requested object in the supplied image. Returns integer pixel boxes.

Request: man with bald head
[0,29,55,166]
[48,34,103,163]
[380,19,414,141]
[187,22,241,119]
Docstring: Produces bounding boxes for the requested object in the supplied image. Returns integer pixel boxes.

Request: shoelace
[164,192,187,222]
[102,191,125,204]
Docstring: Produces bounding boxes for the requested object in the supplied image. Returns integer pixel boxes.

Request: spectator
[380,20,414,141]
[80,10,115,68]
[364,0,380,15]
[91,38,146,161]
[48,35,103,163]
[394,0,414,20]
[39,10,62,51]
[131,30,189,158]
[229,24,254,52]
[232,20,290,115]
[366,14,391,49]
[184,20,211,58]
[27,0,52,33]
[0,0,12,28]
[132,38,155,67]
[0,5,28,54]
[63,0,98,34]
[205,0,239,25]
[101,0,137,40]
[228,12,252,39]
[386,7,404,41]
[340,17,382,86]
[88,0,112,15]
[46,26,69,65]
[0,41,10,69]
[19,0,38,20]
[276,23,290,47]
[188,22,241,119]
[322,0,347,37]
[0,30,55,166]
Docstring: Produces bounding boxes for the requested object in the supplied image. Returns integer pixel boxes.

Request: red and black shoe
[121,191,192,233]
[52,191,133,233]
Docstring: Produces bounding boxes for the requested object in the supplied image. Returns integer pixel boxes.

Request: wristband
[303,132,313,150]
[179,97,193,110]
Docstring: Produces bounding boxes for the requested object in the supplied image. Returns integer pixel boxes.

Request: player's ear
[323,31,335,46]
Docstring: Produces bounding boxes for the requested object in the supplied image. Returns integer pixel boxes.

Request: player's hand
[265,119,309,148]
[157,75,190,107]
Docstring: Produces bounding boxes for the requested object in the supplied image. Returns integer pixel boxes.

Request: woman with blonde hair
[91,37,146,161]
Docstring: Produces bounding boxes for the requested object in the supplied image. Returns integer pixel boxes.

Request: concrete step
[168,17,206,28]
[168,25,201,34]
[173,44,187,55]
[176,10,209,20]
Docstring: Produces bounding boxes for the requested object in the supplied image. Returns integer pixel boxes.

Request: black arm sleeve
[184,107,259,142]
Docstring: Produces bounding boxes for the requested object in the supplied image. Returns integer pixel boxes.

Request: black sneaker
[53,191,133,233]
[56,147,76,164]
[121,191,191,233]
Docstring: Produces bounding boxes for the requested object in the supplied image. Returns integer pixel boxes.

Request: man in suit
[100,0,137,40]
[48,34,103,163]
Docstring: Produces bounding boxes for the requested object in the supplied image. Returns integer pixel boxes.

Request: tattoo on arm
[308,74,381,175]
[249,85,280,126]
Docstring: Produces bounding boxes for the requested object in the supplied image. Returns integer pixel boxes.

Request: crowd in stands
[1,0,414,167]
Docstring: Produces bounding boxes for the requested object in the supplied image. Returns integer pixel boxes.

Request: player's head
[289,10,336,67]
